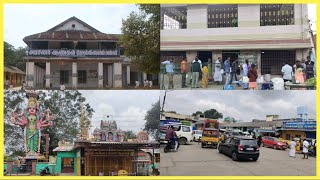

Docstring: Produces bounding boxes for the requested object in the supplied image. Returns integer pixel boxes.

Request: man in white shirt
[281,62,293,82]
[302,139,310,159]
[289,139,297,158]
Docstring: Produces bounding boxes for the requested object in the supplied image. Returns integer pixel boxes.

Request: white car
[160,124,193,145]
[193,130,203,142]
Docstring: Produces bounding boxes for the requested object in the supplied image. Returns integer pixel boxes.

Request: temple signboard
[26,49,120,57]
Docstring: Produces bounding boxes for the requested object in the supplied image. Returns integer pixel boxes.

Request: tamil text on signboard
[26,49,120,57]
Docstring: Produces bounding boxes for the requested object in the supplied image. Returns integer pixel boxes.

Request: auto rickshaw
[280,137,302,152]
[201,128,219,149]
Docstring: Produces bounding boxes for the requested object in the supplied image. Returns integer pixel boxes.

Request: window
[60,70,69,84]
[182,126,190,132]
[260,4,294,26]
[78,70,87,84]
[208,5,238,28]
[60,42,73,49]
[161,6,187,29]
[76,42,87,49]
[31,41,49,49]
[101,42,117,49]
[261,50,296,75]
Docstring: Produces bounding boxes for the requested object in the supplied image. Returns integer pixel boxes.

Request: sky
[4,4,317,48]
[80,90,159,134]
[4,4,139,48]
[160,90,316,122]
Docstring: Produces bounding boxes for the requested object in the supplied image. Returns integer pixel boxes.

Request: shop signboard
[26,49,120,57]
[238,52,258,66]
[282,121,316,130]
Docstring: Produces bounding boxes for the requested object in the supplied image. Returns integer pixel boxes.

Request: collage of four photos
[3,2,318,177]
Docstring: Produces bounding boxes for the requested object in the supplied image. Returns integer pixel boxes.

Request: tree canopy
[192,109,223,119]
[120,4,160,74]
[144,100,160,140]
[4,41,27,71]
[124,130,137,140]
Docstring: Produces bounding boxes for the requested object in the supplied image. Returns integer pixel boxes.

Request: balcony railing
[25,49,120,58]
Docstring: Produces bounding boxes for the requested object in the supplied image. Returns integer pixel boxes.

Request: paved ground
[160,142,316,176]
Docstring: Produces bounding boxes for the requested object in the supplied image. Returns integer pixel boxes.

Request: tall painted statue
[10,91,55,157]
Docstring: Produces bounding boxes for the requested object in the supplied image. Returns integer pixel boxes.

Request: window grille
[208,5,238,28]
[161,6,187,30]
[260,4,294,26]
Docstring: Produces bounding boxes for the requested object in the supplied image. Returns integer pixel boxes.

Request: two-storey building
[24,16,157,89]
[160,4,314,76]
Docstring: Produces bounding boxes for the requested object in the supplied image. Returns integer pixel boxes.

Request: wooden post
[95,157,97,176]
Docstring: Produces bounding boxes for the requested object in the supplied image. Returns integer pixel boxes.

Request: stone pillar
[126,66,130,86]
[296,49,303,60]
[26,62,35,88]
[98,63,103,88]
[113,63,122,88]
[212,51,222,61]
[72,62,77,89]
[45,62,51,88]
[108,65,113,87]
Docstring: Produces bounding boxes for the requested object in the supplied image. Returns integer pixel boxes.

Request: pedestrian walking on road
[257,135,262,147]
[289,139,297,158]
[303,139,309,159]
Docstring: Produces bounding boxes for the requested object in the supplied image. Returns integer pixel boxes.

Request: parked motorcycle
[308,146,316,157]
[163,139,179,153]
[4,169,8,176]
[39,166,51,176]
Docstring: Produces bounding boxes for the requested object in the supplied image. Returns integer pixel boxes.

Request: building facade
[160,4,313,76]
[24,17,157,89]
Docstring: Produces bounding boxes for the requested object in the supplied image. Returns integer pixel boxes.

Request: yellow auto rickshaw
[280,137,302,152]
[201,128,219,149]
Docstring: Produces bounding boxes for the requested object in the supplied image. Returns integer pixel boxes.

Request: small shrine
[92,120,125,142]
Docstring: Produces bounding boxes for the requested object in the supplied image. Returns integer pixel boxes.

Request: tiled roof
[24,31,119,41]
[4,65,25,74]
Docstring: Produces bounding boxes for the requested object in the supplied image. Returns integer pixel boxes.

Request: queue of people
[281,59,315,84]
[161,55,315,89]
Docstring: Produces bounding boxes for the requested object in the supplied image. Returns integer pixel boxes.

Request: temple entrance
[61,158,74,173]
[86,155,133,176]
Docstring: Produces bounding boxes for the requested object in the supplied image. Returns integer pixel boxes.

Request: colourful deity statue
[10,91,55,157]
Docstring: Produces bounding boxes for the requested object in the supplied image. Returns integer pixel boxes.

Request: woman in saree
[201,65,209,88]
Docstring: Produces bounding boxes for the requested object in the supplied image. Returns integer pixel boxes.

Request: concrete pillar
[98,63,103,88]
[126,66,130,86]
[113,63,122,88]
[72,62,77,89]
[26,62,35,88]
[186,51,197,63]
[296,49,303,60]
[143,73,147,80]
[212,51,222,61]
[45,62,50,88]
[107,65,113,87]
[257,50,262,76]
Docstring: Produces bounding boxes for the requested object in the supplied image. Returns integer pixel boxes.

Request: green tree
[224,116,236,123]
[4,90,94,156]
[203,109,223,119]
[192,109,223,119]
[124,130,137,140]
[4,41,27,71]
[120,4,160,74]
[144,100,160,140]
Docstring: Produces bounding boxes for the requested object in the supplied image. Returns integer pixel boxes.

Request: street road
[160,142,316,176]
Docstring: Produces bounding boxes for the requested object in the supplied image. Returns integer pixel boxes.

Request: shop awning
[258,129,275,133]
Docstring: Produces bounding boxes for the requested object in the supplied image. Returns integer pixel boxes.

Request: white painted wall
[55,20,92,31]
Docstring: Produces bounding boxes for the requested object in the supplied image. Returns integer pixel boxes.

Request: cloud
[160,90,316,121]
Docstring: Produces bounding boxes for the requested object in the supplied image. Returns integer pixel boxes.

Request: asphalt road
[160,142,316,176]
